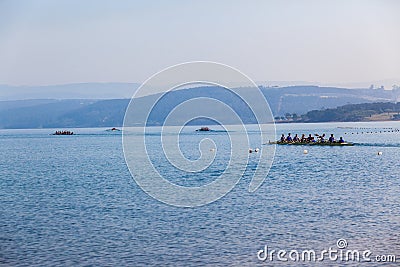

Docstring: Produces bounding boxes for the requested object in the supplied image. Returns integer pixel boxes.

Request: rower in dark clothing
[338,137,345,143]
[286,133,293,142]
[293,134,300,142]
[329,134,335,143]
[307,134,314,142]
[280,134,285,142]
[300,134,306,142]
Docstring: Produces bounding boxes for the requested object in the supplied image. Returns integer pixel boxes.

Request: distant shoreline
[1,120,400,131]
[275,118,400,124]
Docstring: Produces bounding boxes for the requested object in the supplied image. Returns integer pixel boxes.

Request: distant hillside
[301,102,400,122]
[0,83,139,100]
[0,85,399,129]
[0,99,61,111]
[0,100,97,129]
[56,99,130,127]
[261,85,397,116]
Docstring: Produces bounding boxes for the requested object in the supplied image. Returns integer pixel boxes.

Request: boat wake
[354,143,400,148]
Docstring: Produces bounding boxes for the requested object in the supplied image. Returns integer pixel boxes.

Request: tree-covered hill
[301,102,400,122]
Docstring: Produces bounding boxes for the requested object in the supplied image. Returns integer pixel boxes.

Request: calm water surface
[1,122,399,266]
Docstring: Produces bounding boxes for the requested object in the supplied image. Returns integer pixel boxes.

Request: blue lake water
[1,121,399,266]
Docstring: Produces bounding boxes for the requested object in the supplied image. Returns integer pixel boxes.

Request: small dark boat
[53,130,74,135]
[106,127,121,132]
[196,127,210,132]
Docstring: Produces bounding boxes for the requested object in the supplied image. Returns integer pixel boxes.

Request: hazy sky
[0,0,399,86]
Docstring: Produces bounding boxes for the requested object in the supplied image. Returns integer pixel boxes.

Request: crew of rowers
[279,133,345,143]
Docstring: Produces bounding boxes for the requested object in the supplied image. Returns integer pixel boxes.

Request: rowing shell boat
[268,141,354,146]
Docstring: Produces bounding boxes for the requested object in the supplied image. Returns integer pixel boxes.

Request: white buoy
[210,148,215,152]
[255,148,260,152]
[303,149,308,154]
[377,151,383,155]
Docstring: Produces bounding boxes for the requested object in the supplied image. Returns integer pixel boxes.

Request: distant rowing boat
[268,141,354,146]
[52,130,74,135]
[196,127,210,132]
